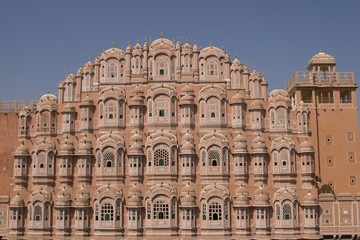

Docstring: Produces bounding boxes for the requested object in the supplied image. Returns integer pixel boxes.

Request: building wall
[1,38,359,239]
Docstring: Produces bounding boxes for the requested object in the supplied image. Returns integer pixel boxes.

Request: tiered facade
[5,37,359,239]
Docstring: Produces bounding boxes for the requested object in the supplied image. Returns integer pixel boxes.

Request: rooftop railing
[286,71,354,91]
[0,100,38,113]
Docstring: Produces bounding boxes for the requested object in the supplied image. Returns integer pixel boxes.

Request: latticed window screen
[222,148,227,166]
[283,204,292,220]
[208,150,220,166]
[103,152,115,167]
[147,149,152,166]
[153,200,169,219]
[171,147,176,166]
[209,202,222,220]
[147,202,151,219]
[202,151,206,166]
[154,148,169,166]
[34,205,42,221]
[171,201,176,219]
[101,203,114,221]
[117,150,122,167]
[276,204,281,219]
[207,61,218,76]
[202,203,206,220]
[95,204,99,221]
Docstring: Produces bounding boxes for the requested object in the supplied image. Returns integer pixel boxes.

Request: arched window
[147,149,152,166]
[277,108,286,128]
[107,63,117,80]
[153,200,169,219]
[209,202,222,221]
[207,61,218,77]
[207,98,220,122]
[283,204,292,220]
[208,150,220,166]
[280,149,289,167]
[101,203,114,221]
[103,151,115,167]
[34,205,42,221]
[156,61,168,76]
[154,148,169,166]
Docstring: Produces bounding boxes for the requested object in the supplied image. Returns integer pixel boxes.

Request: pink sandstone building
[0,36,359,239]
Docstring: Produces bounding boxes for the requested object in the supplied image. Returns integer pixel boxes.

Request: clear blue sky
[0,0,359,107]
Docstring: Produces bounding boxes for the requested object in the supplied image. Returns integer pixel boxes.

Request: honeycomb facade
[4,37,360,239]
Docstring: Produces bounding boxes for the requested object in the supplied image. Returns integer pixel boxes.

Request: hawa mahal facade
[0,36,359,239]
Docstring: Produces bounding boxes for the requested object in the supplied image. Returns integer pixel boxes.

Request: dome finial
[235,53,237,59]
[128,41,131,46]
[137,39,139,44]
[48,90,50,94]
[102,48,105,54]
[113,41,115,48]
[161,32,163,38]
[177,36,180,42]
[88,56,91,61]
[144,36,147,42]
[210,41,212,47]
[254,65,256,70]
[186,38,188,43]
[194,39,197,44]
[277,84,280,89]
[173,38,175,44]
[320,48,322,53]
[150,38,152,44]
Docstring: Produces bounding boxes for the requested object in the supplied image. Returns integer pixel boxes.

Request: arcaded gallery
[0,36,359,239]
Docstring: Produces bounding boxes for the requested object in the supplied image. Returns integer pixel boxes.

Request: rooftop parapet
[286,71,354,92]
[0,100,38,113]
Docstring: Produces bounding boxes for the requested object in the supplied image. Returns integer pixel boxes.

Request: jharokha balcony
[286,71,354,92]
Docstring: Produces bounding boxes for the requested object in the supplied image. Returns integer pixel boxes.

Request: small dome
[80,95,94,106]
[233,133,248,153]
[55,192,71,207]
[62,103,76,113]
[75,187,90,207]
[252,135,267,153]
[130,85,144,97]
[193,42,199,52]
[59,137,74,155]
[230,93,244,104]
[128,184,142,198]
[308,51,336,66]
[129,142,144,155]
[76,67,83,76]
[249,100,263,110]
[182,42,193,51]
[182,132,194,144]
[130,132,143,144]
[180,141,195,154]
[129,95,144,106]
[181,194,196,207]
[181,183,195,197]
[38,94,57,107]
[303,191,317,205]
[133,42,143,51]
[180,84,195,96]
[232,57,242,66]
[234,186,250,206]
[78,135,92,155]
[299,139,314,153]
[127,195,142,207]
[10,194,24,207]
[254,188,270,206]
[180,93,194,105]
[84,60,94,68]
[14,143,29,156]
